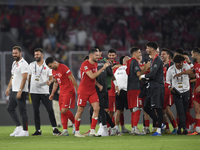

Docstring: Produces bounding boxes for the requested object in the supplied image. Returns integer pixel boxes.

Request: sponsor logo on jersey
[84,66,88,70]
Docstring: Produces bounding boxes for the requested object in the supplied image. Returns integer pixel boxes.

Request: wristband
[168,85,171,89]
[140,74,145,79]
[113,80,118,87]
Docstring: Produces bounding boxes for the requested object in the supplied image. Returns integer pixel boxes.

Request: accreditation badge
[178,82,183,88]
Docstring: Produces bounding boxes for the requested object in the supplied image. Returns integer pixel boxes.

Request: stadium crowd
[0,5,200,64]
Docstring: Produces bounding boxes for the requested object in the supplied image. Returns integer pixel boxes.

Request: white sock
[63,129,68,132]
[156,128,161,134]
[90,129,95,132]
[52,127,56,130]
[115,125,119,132]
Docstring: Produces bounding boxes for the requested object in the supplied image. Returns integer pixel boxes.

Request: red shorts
[127,90,143,109]
[59,91,75,110]
[77,92,99,107]
[192,94,200,104]
[108,96,116,112]
[163,87,170,110]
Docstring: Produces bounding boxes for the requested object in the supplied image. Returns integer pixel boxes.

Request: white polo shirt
[114,65,128,91]
[166,63,190,93]
[29,60,52,94]
[11,57,29,92]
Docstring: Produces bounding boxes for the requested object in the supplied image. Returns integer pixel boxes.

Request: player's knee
[94,106,100,112]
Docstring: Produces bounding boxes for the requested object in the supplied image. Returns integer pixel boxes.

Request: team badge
[135,66,139,70]
[44,67,46,70]
[84,66,88,70]
[153,64,157,68]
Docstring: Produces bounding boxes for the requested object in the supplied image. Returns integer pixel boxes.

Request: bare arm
[5,77,12,96]
[173,68,194,78]
[85,62,110,79]
[68,74,79,91]
[49,80,58,100]
[46,75,54,86]
[17,73,28,99]
[95,80,103,91]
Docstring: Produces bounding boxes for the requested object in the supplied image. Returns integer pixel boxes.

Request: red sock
[107,122,110,128]
[195,119,200,127]
[61,113,68,129]
[186,112,195,124]
[132,111,141,127]
[177,118,179,127]
[91,118,98,130]
[120,113,124,126]
[164,122,169,129]
[112,116,115,126]
[66,110,75,124]
[145,120,150,127]
[75,119,81,131]
[131,112,134,127]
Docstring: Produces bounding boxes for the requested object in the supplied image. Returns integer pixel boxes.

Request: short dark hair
[108,48,116,54]
[168,50,174,59]
[130,47,139,55]
[119,56,125,65]
[145,42,158,50]
[175,48,184,55]
[34,48,44,54]
[173,55,185,63]
[161,48,170,55]
[13,46,22,52]
[83,55,89,61]
[45,57,55,65]
[88,48,98,55]
[183,52,189,56]
[94,46,101,52]
[193,47,200,54]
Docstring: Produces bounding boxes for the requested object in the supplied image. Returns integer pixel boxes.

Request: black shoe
[183,130,188,135]
[176,129,182,135]
[32,130,42,136]
[53,128,61,135]
[57,125,61,128]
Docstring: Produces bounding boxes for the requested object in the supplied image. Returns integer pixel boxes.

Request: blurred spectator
[76,25,87,50]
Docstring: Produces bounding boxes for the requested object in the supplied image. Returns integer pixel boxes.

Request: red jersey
[52,63,74,93]
[78,60,98,95]
[193,62,200,95]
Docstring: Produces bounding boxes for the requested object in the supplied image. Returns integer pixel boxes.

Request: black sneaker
[176,129,182,135]
[32,130,42,136]
[53,128,61,135]
[183,130,188,135]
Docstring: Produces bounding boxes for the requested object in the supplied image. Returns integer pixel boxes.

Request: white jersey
[29,60,52,94]
[11,57,29,92]
[114,65,128,91]
[166,63,190,93]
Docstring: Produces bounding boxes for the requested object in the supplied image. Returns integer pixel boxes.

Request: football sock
[132,110,141,126]
[61,113,68,129]
[91,117,98,130]
[120,113,124,126]
[145,120,150,127]
[75,118,81,131]
[66,110,75,124]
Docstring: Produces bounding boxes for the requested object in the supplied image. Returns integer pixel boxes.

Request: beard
[36,57,41,62]
[14,56,20,61]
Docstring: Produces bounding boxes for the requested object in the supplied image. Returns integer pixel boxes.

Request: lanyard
[174,67,183,82]
[12,62,18,73]
[35,62,44,77]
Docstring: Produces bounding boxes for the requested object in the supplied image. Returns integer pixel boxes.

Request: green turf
[0,124,200,150]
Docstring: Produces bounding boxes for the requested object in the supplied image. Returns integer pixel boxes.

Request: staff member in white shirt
[5,46,29,137]
[166,54,190,135]
[114,56,130,134]
[29,48,61,136]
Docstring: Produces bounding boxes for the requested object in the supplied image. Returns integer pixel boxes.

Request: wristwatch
[19,89,22,91]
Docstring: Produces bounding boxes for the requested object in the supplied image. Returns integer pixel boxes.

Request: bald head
[123,56,131,65]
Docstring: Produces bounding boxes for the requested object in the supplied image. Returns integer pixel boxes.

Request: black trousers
[31,94,57,130]
[7,91,28,130]
[173,90,190,130]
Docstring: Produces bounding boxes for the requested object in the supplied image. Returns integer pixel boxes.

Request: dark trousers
[173,90,190,130]
[31,94,57,130]
[7,91,28,130]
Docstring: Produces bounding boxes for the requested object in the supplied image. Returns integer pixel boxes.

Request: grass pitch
[0,124,200,150]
